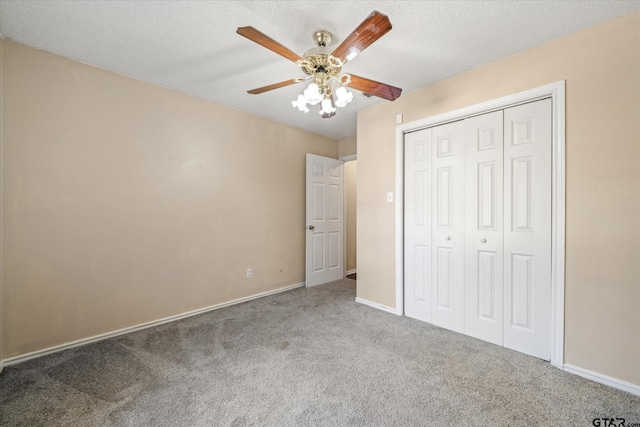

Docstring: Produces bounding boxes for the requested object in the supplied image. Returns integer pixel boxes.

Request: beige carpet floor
[1,278,639,426]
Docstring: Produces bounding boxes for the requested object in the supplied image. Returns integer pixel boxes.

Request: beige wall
[357,12,640,385]
[345,161,357,273]
[1,40,337,359]
[338,135,357,158]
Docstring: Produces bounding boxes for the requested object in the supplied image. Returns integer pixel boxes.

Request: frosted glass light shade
[292,81,350,116]
[291,94,309,113]
[319,98,336,115]
[335,86,353,108]
[304,83,323,105]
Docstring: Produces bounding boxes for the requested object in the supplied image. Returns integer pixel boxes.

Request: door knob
[308,225,315,230]
[445,236,451,241]
[480,238,487,243]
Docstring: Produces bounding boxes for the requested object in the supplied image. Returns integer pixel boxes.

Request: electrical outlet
[246,268,252,279]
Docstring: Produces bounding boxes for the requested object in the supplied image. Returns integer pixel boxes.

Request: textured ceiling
[1,1,639,140]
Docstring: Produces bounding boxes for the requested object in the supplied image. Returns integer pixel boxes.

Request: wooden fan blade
[348,74,402,101]
[237,26,304,63]
[247,78,306,94]
[331,11,392,63]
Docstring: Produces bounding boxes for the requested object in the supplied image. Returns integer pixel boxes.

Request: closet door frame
[394,81,566,369]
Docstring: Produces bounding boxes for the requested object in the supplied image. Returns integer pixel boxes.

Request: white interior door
[404,128,433,322]
[431,121,465,333]
[464,110,505,345]
[402,98,552,360]
[503,99,552,360]
[305,154,344,287]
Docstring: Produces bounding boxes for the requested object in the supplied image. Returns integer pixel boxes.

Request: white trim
[395,117,405,316]
[339,154,357,162]
[564,364,640,397]
[3,282,305,367]
[0,38,4,374]
[550,85,566,369]
[346,269,357,276]
[395,81,566,367]
[355,297,399,315]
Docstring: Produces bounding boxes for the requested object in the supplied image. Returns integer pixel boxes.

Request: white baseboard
[346,269,357,276]
[3,282,305,367]
[355,297,398,315]
[563,364,640,397]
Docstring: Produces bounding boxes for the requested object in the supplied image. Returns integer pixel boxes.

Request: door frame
[394,81,566,368]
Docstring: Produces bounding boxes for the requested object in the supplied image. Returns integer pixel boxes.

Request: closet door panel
[503,99,552,360]
[464,111,504,345]
[404,128,432,322]
[431,121,465,333]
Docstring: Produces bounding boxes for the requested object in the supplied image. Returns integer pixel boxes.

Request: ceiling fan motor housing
[300,30,345,92]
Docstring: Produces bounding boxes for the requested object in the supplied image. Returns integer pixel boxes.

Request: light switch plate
[387,192,394,203]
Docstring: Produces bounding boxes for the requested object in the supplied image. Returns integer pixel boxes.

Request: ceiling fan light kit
[236,11,402,119]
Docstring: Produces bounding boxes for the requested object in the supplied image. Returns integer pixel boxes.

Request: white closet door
[404,129,433,322]
[431,121,465,333]
[464,111,504,345]
[503,99,552,360]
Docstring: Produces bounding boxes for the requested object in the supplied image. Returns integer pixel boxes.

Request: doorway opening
[344,158,357,281]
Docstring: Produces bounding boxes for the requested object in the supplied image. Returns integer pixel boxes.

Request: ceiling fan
[236,11,402,118]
